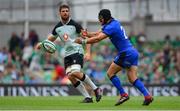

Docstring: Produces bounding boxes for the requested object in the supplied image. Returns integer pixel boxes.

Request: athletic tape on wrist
[82,39,87,46]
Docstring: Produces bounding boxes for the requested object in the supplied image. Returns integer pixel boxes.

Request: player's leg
[127,66,153,105]
[64,53,92,103]
[107,62,129,106]
[73,72,102,102]
[67,73,93,103]
[70,53,102,102]
[126,48,153,105]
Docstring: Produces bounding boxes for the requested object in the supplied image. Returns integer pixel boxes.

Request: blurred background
[0,0,179,96]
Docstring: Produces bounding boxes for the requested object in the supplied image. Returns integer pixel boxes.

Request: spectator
[129,31,137,47]
[22,40,33,63]
[53,60,66,83]
[29,30,39,47]
[19,32,25,49]
[90,63,106,84]
[8,32,20,53]
[0,47,8,64]
[137,32,147,52]
[172,36,180,48]
[162,45,171,74]
[164,34,171,46]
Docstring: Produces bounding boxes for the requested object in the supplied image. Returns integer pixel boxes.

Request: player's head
[59,4,70,21]
[98,9,112,25]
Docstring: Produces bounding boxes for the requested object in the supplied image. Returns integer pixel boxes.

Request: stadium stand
[0,31,179,85]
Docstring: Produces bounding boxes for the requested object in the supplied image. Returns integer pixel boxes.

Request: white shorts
[66,64,81,75]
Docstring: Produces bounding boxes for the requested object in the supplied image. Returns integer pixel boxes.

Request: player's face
[60,8,70,21]
[99,18,105,25]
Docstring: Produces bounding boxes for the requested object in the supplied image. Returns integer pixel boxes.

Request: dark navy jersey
[102,19,132,52]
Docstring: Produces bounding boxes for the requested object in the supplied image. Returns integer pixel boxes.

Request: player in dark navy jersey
[75,9,153,106]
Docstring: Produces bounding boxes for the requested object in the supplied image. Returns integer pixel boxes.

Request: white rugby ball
[41,40,57,53]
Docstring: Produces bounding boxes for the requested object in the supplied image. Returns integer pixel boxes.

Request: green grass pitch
[0,96,180,110]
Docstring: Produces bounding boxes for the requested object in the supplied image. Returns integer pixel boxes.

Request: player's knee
[107,73,113,79]
[128,76,137,84]
[127,68,138,83]
[67,74,74,81]
[68,74,78,84]
[128,78,134,84]
[69,71,84,80]
[79,73,86,81]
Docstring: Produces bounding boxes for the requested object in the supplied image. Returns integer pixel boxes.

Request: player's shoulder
[110,19,121,26]
[68,19,83,32]
[54,21,63,28]
[103,19,115,30]
[68,19,80,26]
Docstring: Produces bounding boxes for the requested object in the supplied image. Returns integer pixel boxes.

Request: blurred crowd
[0,30,180,85]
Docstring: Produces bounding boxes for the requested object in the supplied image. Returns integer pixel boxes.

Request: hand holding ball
[40,40,57,53]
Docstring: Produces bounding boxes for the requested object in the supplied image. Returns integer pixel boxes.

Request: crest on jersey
[63,34,69,41]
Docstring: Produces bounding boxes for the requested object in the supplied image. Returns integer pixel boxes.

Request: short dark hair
[59,4,70,12]
[98,9,112,21]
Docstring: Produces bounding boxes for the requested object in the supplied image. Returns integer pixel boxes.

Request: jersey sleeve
[51,22,61,38]
[102,25,114,37]
[71,20,83,34]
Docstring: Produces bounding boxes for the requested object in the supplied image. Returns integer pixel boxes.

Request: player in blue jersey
[75,9,153,106]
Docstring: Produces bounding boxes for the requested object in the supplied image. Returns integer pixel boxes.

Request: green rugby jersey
[52,19,84,57]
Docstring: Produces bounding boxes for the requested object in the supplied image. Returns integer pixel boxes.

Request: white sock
[76,81,91,98]
[83,74,97,90]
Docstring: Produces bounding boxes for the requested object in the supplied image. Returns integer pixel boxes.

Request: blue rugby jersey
[102,19,132,52]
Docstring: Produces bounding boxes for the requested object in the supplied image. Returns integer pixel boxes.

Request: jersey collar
[60,17,71,25]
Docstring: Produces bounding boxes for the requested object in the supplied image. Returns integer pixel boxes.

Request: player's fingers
[74,38,81,44]
[36,42,42,50]
[84,54,91,61]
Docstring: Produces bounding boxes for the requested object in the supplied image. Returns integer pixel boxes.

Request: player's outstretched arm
[84,44,91,61]
[81,29,101,38]
[75,32,107,44]
[35,34,57,50]
[47,34,57,42]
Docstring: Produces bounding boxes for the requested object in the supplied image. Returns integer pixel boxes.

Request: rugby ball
[41,40,57,53]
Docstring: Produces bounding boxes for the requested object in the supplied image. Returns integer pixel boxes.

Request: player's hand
[74,38,82,44]
[35,42,42,50]
[84,53,91,61]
